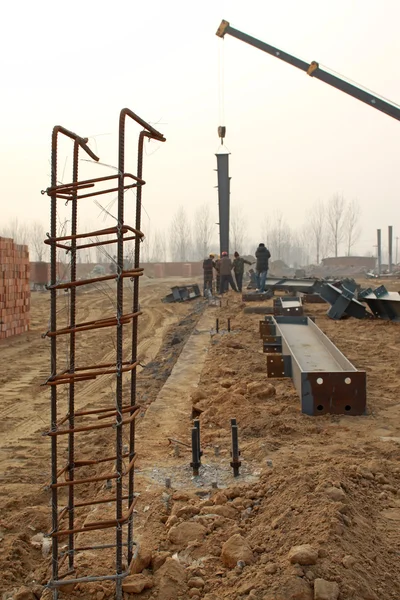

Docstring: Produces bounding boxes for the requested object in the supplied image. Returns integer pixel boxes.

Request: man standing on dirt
[202,254,214,296]
[232,251,252,292]
[219,252,238,294]
[255,243,271,293]
[212,255,221,294]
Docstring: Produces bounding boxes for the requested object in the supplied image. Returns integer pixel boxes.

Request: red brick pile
[0,237,30,339]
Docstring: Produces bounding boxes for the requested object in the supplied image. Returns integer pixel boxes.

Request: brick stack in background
[0,237,30,339]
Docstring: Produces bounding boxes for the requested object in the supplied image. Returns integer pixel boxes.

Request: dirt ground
[1,277,400,600]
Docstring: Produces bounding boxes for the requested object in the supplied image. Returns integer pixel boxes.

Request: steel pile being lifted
[42,111,165,599]
[260,316,366,416]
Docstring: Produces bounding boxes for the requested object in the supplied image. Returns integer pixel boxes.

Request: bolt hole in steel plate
[317,377,324,385]
[345,377,351,384]
[345,405,352,411]
[317,405,324,411]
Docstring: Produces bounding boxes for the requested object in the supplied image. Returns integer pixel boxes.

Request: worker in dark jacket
[202,254,214,296]
[219,252,238,294]
[232,252,252,292]
[255,243,271,293]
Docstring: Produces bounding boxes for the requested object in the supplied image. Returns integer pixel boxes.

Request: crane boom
[216,20,400,122]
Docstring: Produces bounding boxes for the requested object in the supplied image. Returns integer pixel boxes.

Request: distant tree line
[1,194,362,267]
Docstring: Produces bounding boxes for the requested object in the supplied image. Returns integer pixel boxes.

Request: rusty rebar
[49,126,99,597]
[46,407,140,436]
[46,114,165,598]
[48,361,139,385]
[45,311,141,337]
[45,223,143,244]
[128,125,165,563]
[44,172,145,198]
[67,139,79,570]
[48,270,143,291]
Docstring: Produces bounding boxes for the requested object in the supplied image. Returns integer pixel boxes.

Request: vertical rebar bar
[194,419,202,458]
[67,141,79,570]
[127,131,145,565]
[191,427,201,476]
[116,112,126,600]
[227,318,231,332]
[230,418,241,477]
[50,128,59,600]
[216,318,219,333]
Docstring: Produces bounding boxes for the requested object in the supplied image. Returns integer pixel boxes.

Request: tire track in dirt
[0,279,202,594]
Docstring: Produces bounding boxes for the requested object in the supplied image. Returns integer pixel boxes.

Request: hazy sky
[1,0,399,257]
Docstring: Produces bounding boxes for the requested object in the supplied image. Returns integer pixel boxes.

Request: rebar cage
[42,110,165,599]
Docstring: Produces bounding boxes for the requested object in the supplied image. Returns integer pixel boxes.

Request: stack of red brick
[0,237,30,339]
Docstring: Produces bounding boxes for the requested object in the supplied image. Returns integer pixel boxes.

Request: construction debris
[163,284,201,303]
[315,281,367,320]
[359,285,400,321]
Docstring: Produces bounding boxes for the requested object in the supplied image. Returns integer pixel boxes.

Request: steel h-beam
[359,285,400,321]
[216,152,230,255]
[264,316,367,416]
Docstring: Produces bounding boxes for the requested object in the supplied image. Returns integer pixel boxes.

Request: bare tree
[261,216,270,248]
[141,226,153,263]
[28,221,47,261]
[326,193,346,257]
[169,206,192,262]
[230,205,248,255]
[194,204,214,259]
[1,217,29,245]
[309,200,326,264]
[152,230,168,262]
[268,211,291,263]
[345,199,361,256]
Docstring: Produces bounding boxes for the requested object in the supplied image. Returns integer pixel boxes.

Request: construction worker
[212,255,221,294]
[219,252,238,294]
[255,243,271,293]
[202,254,214,296]
[232,251,252,292]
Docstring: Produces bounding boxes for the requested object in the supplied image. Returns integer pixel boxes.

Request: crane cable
[218,35,225,127]
[217,35,228,149]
